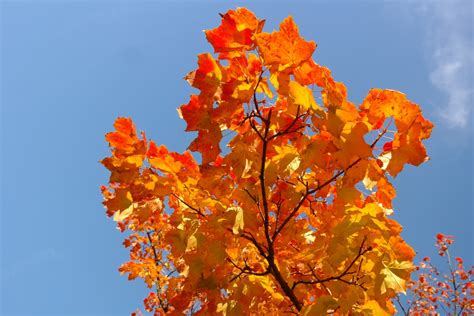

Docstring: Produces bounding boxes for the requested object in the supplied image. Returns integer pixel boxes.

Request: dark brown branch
[248,86,304,311]
[171,193,206,217]
[227,257,270,283]
[146,231,161,265]
[268,105,306,141]
[146,230,169,312]
[306,263,331,294]
[243,188,258,204]
[226,228,269,259]
[249,117,265,141]
[243,188,264,222]
[274,124,391,239]
[272,193,283,233]
[258,109,273,249]
[241,230,269,257]
[268,260,302,310]
[291,237,371,291]
[395,296,409,316]
[253,71,265,116]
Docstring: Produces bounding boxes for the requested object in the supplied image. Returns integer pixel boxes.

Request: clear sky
[1,1,472,315]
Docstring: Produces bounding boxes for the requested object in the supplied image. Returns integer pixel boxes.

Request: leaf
[377,152,392,170]
[188,122,222,164]
[288,81,322,112]
[113,203,133,222]
[147,142,181,174]
[205,8,264,58]
[363,170,377,191]
[358,300,390,316]
[185,53,222,97]
[248,275,283,303]
[105,117,137,151]
[255,16,316,71]
[361,89,421,133]
[179,95,211,132]
[229,206,244,234]
[380,261,414,295]
[103,188,133,217]
[241,159,253,178]
[301,296,339,315]
[332,121,372,168]
[186,235,198,252]
[285,156,301,174]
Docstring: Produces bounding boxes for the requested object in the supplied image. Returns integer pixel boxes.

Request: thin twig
[171,193,206,217]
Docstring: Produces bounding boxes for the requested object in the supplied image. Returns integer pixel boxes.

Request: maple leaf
[100,7,434,315]
[380,261,414,295]
[206,7,264,59]
[255,16,316,71]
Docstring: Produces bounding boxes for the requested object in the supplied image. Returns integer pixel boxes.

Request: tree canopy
[101,7,434,315]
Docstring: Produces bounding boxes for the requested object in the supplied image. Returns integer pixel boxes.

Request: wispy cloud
[419,1,473,128]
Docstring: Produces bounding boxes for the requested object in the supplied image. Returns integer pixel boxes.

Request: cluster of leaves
[101,8,433,315]
[397,234,473,315]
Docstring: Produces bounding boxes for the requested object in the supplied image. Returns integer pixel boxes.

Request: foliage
[397,234,473,315]
[101,8,434,315]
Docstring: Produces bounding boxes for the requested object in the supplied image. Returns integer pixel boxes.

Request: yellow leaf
[381,261,413,295]
[113,203,133,222]
[229,206,244,234]
[301,296,338,315]
[256,78,274,99]
[358,300,390,316]
[285,156,301,174]
[377,202,393,216]
[249,275,276,295]
[186,235,197,252]
[362,170,377,191]
[272,292,285,303]
[289,81,321,112]
[241,159,253,178]
[216,302,228,315]
[303,231,315,243]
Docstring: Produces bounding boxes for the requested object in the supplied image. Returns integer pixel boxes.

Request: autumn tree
[101,8,434,315]
[397,234,474,315]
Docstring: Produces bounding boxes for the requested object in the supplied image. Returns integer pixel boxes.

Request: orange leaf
[255,16,316,71]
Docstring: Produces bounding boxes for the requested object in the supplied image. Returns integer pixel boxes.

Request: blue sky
[1,1,472,315]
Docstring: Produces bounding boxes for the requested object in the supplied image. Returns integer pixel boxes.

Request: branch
[291,237,371,291]
[146,230,169,312]
[274,123,391,238]
[268,105,306,141]
[227,257,270,283]
[226,228,268,259]
[257,109,273,249]
[446,248,460,315]
[243,188,265,222]
[146,230,161,266]
[171,193,206,217]
[253,70,265,116]
[250,87,303,311]
[249,117,265,141]
[395,296,409,316]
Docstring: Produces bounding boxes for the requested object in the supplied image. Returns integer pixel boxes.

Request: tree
[397,234,473,315]
[101,8,434,315]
